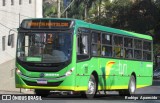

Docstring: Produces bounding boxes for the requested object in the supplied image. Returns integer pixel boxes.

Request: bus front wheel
[34,89,50,97]
[81,74,97,98]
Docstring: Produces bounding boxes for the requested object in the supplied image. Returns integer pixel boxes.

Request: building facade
[0,0,42,92]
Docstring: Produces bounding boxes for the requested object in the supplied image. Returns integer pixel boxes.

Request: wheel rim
[130,78,135,93]
[87,78,95,94]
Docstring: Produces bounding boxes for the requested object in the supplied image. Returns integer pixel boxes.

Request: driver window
[77,34,88,55]
[77,28,89,60]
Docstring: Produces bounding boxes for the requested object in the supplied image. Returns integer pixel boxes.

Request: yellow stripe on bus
[16,84,149,91]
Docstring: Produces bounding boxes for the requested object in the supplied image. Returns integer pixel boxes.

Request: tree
[43,1,57,17]
[110,0,132,29]
[67,0,98,20]
[155,0,160,9]
[87,0,111,25]
[125,0,159,34]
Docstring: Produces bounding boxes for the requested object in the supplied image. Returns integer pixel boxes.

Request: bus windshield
[17,32,72,63]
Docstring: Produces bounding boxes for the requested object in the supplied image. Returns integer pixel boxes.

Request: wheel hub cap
[87,79,95,94]
[130,80,135,93]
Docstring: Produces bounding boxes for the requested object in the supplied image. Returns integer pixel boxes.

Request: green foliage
[43,0,160,45]
[126,0,159,34]
[155,0,160,9]
[153,44,160,56]
[43,2,57,17]
[67,2,84,19]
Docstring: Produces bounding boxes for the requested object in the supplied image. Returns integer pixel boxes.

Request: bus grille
[23,79,63,87]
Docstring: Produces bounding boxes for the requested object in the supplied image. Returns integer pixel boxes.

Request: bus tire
[34,89,50,97]
[128,75,136,95]
[119,75,136,96]
[81,74,97,98]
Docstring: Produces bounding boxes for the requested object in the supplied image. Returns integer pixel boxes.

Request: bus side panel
[75,58,101,91]
[98,58,152,90]
[136,61,153,87]
[75,61,90,91]
[98,58,129,90]
[75,58,152,91]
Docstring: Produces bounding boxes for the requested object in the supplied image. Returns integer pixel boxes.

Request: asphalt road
[1,80,160,103]
[40,80,160,102]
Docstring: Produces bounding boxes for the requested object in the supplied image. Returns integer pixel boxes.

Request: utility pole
[66,11,68,18]
[57,0,61,18]
[84,0,88,20]
[84,4,87,20]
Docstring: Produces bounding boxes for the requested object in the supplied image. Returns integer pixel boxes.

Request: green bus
[14,18,153,98]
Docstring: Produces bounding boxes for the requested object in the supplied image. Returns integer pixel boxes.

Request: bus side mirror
[8,28,18,46]
[8,35,11,46]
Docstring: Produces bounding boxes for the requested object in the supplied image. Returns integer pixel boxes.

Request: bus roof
[75,19,152,40]
[22,18,152,40]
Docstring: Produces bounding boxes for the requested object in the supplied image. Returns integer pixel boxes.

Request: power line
[0,10,32,18]
[0,10,33,31]
[61,0,75,16]
[0,22,17,33]
[0,22,13,30]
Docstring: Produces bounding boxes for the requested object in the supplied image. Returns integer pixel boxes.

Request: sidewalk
[0,89,34,94]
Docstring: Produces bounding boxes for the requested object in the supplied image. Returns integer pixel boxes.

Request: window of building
[19,0,22,5]
[91,32,101,56]
[3,0,6,6]
[29,0,32,4]
[11,0,14,5]
[2,36,6,51]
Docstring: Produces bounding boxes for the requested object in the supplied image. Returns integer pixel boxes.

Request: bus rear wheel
[34,89,50,97]
[81,75,97,98]
[119,75,136,96]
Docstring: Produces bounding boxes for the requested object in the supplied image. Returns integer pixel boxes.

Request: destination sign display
[21,19,73,29]
[27,22,69,27]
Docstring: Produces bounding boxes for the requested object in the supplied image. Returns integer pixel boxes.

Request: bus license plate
[37,79,47,84]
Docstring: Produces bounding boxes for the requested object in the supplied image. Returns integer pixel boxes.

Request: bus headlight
[65,68,74,76]
[16,68,22,75]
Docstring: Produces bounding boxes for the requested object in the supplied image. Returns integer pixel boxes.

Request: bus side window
[113,36,124,58]
[124,38,133,59]
[124,38,133,48]
[101,33,112,57]
[77,34,88,55]
[134,39,142,60]
[126,49,133,59]
[143,41,151,61]
[91,32,101,56]
[77,29,89,60]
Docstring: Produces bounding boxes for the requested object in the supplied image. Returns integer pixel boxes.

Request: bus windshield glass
[17,32,72,63]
